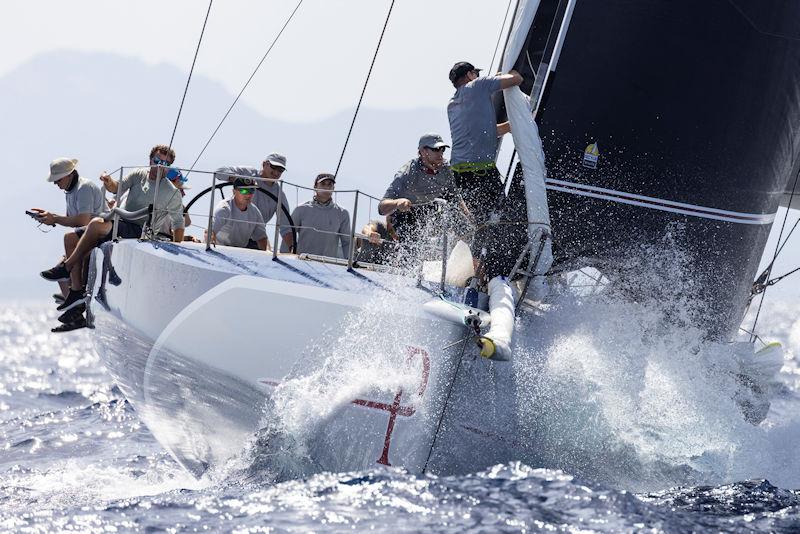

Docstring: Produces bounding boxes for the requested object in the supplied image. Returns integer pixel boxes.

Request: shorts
[75,219,143,244]
[454,164,527,279]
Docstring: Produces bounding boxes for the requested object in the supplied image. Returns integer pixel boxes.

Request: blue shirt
[447,75,503,165]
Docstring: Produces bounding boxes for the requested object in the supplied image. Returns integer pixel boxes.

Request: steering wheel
[183,182,297,253]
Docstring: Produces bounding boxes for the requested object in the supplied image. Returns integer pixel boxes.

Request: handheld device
[25,210,43,220]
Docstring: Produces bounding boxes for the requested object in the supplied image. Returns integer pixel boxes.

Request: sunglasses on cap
[236,187,256,195]
[425,146,447,153]
[152,156,172,167]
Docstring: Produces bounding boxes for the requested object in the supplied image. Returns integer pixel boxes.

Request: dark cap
[234,177,256,188]
[449,61,479,85]
[314,173,336,186]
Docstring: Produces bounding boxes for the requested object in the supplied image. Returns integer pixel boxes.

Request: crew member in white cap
[379,133,459,244]
[214,153,293,250]
[31,157,104,302]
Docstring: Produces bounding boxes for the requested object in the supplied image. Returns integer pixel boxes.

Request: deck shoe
[58,307,85,324]
[56,288,86,312]
[51,315,87,333]
[108,267,122,286]
[52,293,65,304]
[40,262,70,282]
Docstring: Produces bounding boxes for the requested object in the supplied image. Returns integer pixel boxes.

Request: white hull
[87,241,511,477]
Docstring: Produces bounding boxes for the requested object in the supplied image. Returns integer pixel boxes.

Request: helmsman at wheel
[215,153,293,251]
[211,177,270,251]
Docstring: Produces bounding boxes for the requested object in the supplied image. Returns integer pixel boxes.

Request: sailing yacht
[87,0,800,477]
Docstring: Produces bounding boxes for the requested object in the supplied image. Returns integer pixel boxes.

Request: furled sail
[501,0,553,281]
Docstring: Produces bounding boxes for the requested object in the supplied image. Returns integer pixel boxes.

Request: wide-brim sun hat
[46,158,78,182]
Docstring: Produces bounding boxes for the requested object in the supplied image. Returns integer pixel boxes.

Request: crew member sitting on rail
[215,153,293,250]
[33,157,104,304]
[211,178,270,251]
[290,173,351,259]
[41,145,185,322]
[379,133,458,244]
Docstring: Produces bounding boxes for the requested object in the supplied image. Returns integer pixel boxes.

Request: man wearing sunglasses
[379,133,459,246]
[214,153,292,250]
[210,178,269,251]
[41,145,185,328]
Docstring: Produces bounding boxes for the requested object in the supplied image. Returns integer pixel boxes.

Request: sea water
[1,296,799,532]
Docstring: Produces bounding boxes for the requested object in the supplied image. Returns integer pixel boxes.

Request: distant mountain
[1,50,450,298]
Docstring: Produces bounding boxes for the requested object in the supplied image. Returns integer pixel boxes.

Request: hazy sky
[1,0,514,121]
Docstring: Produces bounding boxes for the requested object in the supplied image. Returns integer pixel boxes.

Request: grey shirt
[291,199,351,258]
[118,169,185,232]
[214,166,291,232]
[212,198,268,248]
[65,176,104,218]
[383,158,456,204]
[447,75,503,165]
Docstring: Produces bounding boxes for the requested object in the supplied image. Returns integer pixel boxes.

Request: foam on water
[247,284,436,480]
[1,293,799,530]
[241,241,800,493]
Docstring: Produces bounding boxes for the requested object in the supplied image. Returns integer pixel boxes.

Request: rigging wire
[422,328,471,474]
[488,0,516,73]
[187,0,304,175]
[168,0,214,150]
[749,166,800,341]
[333,0,395,178]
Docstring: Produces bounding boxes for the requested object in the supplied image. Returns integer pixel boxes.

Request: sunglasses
[426,146,447,153]
[267,163,285,173]
[236,187,256,195]
[152,156,172,167]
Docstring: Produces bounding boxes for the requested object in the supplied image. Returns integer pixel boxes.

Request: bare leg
[64,232,79,257]
[59,232,80,295]
[64,218,112,289]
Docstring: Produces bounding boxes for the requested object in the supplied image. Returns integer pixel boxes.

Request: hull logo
[583,142,599,169]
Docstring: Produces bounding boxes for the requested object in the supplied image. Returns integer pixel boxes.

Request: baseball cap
[314,173,336,186]
[265,153,287,169]
[449,61,480,84]
[418,133,449,150]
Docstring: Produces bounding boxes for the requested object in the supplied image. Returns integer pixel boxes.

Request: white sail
[501,0,553,279]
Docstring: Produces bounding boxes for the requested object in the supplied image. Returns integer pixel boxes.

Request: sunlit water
[1,299,799,532]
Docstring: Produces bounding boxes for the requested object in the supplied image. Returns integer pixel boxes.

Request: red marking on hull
[259,346,431,467]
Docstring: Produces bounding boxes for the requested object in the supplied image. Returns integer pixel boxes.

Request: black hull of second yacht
[509,0,800,336]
